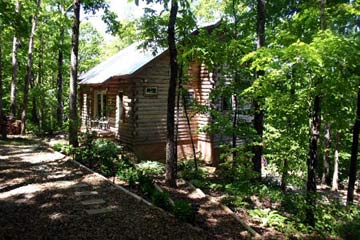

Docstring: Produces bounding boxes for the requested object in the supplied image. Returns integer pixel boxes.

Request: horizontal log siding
[196,63,214,143]
[133,54,199,145]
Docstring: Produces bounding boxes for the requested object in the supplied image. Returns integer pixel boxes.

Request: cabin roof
[79,42,166,85]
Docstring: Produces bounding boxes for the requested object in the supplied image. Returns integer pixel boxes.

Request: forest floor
[0,136,207,240]
[2,135,359,239]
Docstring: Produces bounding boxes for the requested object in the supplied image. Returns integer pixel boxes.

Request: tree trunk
[281,158,288,192]
[183,90,198,171]
[10,0,20,119]
[306,95,321,226]
[0,32,7,139]
[21,0,41,135]
[38,34,45,130]
[322,123,331,186]
[69,0,80,147]
[165,0,178,187]
[305,0,326,226]
[347,89,360,204]
[57,5,65,127]
[331,132,340,191]
[232,95,238,166]
[252,0,266,176]
[31,47,40,126]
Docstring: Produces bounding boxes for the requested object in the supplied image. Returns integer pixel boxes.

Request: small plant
[53,143,63,152]
[138,174,155,196]
[93,139,120,177]
[177,160,206,180]
[173,200,196,223]
[75,147,97,169]
[151,189,172,211]
[248,208,287,230]
[63,144,76,156]
[136,160,165,177]
[79,130,95,149]
[116,161,140,187]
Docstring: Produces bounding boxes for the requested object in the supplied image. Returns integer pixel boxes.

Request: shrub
[75,147,97,169]
[151,190,172,211]
[93,139,119,177]
[53,143,63,152]
[139,174,155,196]
[248,208,287,230]
[116,161,140,187]
[173,200,196,223]
[79,131,95,149]
[177,160,206,180]
[63,145,76,156]
[136,161,165,177]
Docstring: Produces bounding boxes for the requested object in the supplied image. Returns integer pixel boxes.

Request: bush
[248,208,287,230]
[177,160,206,180]
[339,218,360,240]
[53,143,63,152]
[151,190,172,211]
[75,147,97,169]
[173,200,196,223]
[63,145,76,156]
[75,137,121,178]
[116,160,140,187]
[93,139,120,177]
[136,161,165,177]
[139,174,155,196]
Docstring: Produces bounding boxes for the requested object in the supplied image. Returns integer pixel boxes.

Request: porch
[81,116,117,139]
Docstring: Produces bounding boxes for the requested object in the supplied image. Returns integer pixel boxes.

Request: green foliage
[151,190,172,211]
[93,139,120,177]
[177,160,206,180]
[248,208,287,230]
[138,174,155,196]
[136,160,165,177]
[79,22,104,73]
[53,143,63,152]
[116,161,140,187]
[338,209,360,240]
[63,145,76,156]
[75,135,120,177]
[173,200,195,223]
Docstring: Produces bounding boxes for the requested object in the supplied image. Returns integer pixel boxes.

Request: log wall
[79,52,218,162]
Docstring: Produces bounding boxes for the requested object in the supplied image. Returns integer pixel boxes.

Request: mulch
[0,138,207,240]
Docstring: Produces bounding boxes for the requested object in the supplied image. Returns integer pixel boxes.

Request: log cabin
[78,21,254,164]
[79,41,222,163]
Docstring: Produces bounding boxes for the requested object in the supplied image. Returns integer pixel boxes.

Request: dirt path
[0,137,206,240]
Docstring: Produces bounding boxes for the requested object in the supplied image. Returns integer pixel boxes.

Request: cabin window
[184,90,195,108]
[221,95,232,111]
[95,91,107,118]
[144,87,158,96]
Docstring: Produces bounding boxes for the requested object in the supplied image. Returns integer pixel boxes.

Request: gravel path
[0,137,207,240]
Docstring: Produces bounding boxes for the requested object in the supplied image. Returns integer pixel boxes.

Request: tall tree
[79,22,104,73]
[57,2,65,127]
[21,0,41,135]
[305,0,326,227]
[0,30,6,139]
[165,0,179,187]
[10,0,20,119]
[347,87,360,204]
[322,123,331,185]
[331,132,340,191]
[69,0,80,147]
[252,0,266,175]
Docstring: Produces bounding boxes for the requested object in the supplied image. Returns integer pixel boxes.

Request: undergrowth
[177,159,360,238]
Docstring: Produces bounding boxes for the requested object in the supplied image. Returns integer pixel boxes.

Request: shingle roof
[79,42,166,85]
